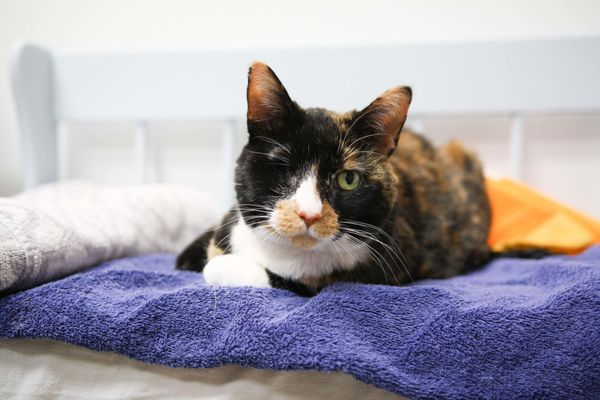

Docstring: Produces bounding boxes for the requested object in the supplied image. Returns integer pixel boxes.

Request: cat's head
[235,62,411,251]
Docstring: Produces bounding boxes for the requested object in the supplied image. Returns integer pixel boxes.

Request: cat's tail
[488,247,560,261]
[465,246,561,274]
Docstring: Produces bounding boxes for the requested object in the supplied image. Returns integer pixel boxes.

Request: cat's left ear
[354,86,412,157]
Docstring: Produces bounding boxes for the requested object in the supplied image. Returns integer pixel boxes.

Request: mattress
[0,339,404,400]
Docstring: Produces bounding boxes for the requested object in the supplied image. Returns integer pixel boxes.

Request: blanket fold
[1,248,599,399]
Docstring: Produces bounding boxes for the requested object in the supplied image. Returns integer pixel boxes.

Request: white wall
[1,0,600,216]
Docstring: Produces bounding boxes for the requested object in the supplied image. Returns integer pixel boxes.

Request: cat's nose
[297,210,322,227]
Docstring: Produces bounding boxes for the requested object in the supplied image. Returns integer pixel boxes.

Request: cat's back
[387,130,491,278]
[391,130,486,201]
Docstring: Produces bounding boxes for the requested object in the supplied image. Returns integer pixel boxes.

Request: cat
[176,61,493,296]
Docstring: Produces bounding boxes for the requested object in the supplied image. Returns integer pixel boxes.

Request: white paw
[203,254,271,288]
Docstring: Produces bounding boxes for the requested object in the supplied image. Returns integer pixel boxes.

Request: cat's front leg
[203,254,271,288]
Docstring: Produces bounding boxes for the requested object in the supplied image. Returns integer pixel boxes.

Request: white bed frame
[10,37,600,201]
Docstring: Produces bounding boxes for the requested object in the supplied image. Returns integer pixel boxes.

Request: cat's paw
[203,254,271,288]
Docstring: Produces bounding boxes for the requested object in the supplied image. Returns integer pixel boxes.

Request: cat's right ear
[353,86,412,157]
[247,62,299,135]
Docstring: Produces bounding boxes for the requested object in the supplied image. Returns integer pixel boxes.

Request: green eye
[336,170,361,191]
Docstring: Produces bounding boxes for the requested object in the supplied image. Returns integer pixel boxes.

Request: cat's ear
[354,86,412,157]
[247,62,299,134]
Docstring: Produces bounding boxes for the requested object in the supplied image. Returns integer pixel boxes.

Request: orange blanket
[487,178,600,254]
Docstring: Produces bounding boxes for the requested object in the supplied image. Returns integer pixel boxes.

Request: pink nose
[297,210,322,227]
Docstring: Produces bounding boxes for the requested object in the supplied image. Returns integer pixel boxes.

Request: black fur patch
[266,270,317,297]
[176,229,213,272]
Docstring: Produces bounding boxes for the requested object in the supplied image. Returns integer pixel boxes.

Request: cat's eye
[336,170,361,191]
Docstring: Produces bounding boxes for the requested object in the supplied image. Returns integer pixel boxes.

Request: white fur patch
[230,217,367,281]
[291,174,322,218]
[203,254,270,288]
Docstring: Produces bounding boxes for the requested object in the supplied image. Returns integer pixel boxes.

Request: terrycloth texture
[0,181,219,293]
[2,249,600,399]
[487,178,600,253]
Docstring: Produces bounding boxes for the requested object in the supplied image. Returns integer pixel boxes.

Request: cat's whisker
[214,219,269,251]
[237,201,274,208]
[343,108,377,141]
[330,237,370,279]
[328,237,348,264]
[211,211,270,250]
[215,221,256,248]
[337,108,381,159]
[340,230,384,270]
[347,132,389,150]
[340,224,406,284]
[236,204,407,286]
[206,215,244,235]
[341,223,411,282]
[254,226,288,248]
[236,210,271,219]
[237,206,272,214]
[237,204,274,214]
[341,221,413,283]
[340,228,398,284]
[349,149,385,160]
[342,219,410,269]
[245,150,290,164]
[254,135,291,155]
[340,231,395,285]
[338,234,379,273]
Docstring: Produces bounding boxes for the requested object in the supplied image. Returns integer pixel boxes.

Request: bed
[2,37,600,399]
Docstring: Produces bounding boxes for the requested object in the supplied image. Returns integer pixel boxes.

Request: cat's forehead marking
[325,110,354,135]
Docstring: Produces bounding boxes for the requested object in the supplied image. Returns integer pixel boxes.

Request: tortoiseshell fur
[177,63,493,295]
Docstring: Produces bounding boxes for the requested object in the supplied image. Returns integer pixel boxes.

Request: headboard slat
[134,121,149,184]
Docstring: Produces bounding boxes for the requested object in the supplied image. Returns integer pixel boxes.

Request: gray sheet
[0,339,404,400]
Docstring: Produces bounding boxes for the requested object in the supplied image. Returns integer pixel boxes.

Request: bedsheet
[0,339,402,400]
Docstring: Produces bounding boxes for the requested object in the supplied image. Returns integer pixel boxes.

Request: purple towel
[1,247,600,399]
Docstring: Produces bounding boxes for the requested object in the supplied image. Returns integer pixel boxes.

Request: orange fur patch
[207,238,224,260]
[290,235,319,249]
[326,110,353,134]
[273,198,340,248]
[342,153,363,171]
[312,202,339,238]
[440,140,474,170]
[274,199,305,236]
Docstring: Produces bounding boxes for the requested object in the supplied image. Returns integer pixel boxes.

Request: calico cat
[176,62,493,296]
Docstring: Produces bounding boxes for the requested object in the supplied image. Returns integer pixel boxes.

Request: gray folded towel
[0,181,219,293]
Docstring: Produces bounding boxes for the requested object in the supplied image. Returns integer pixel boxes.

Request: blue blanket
[1,248,600,399]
